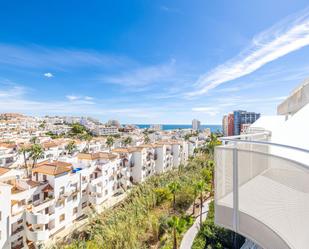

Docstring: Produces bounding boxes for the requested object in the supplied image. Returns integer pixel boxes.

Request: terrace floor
[218,168,309,249]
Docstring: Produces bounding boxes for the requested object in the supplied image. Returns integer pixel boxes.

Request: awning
[42,184,54,192]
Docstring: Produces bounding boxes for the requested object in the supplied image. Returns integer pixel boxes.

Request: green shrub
[154,187,172,205]
[175,186,194,211]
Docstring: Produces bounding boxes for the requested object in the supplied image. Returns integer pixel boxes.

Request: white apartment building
[0,154,128,249]
[111,148,135,188]
[222,115,228,136]
[76,152,127,207]
[150,124,162,131]
[129,145,156,183]
[215,78,309,249]
[192,119,201,131]
[0,143,18,168]
[92,126,119,136]
[0,132,195,249]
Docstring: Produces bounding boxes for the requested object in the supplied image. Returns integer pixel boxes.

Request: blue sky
[1,0,309,124]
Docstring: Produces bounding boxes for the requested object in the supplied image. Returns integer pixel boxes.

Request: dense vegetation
[58,153,213,249]
[55,134,240,249]
[45,123,94,140]
[192,201,245,249]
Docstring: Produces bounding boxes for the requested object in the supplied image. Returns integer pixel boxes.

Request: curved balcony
[25,226,49,241]
[215,133,309,249]
[25,211,49,224]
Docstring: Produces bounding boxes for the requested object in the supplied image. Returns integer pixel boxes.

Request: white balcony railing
[25,226,49,241]
[89,195,104,205]
[215,132,309,249]
[25,211,49,224]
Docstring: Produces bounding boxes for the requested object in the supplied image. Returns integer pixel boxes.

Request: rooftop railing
[215,132,309,249]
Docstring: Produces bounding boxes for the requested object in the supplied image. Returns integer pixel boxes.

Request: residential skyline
[1,1,309,124]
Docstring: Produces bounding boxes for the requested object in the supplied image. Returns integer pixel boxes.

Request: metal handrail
[220,131,270,141]
[220,137,309,154]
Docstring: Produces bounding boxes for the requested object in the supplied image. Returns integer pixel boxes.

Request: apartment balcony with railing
[25,211,50,225]
[215,132,309,249]
[89,194,104,205]
[89,182,103,193]
[25,223,49,241]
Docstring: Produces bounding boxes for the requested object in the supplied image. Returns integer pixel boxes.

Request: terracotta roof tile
[33,161,72,176]
[0,167,10,176]
[42,184,54,192]
[112,148,130,153]
[26,180,41,188]
[77,152,117,161]
[0,143,17,149]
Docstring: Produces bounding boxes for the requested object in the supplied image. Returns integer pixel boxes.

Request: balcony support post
[233,145,239,232]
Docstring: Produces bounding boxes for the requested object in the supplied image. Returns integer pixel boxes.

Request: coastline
[134,124,222,132]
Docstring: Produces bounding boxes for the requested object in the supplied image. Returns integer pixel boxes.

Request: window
[43,174,47,181]
[33,194,40,202]
[73,194,77,201]
[59,214,65,222]
[34,172,38,181]
[59,187,65,195]
[71,183,78,192]
[17,219,23,225]
[82,202,87,208]
[73,207,78,214]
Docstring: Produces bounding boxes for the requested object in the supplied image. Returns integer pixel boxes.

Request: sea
[135,124,222,132]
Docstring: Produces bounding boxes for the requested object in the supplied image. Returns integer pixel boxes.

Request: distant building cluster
[150,124,162,131]
[222,110,261,136]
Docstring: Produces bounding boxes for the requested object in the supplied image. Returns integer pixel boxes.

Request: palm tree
[201,160,215,197]
[65,140,76,155]
[192,181,200,216]
[167,216,187,249]
[122,136,132,147]
[206,133,221,157]
[184,134,190,141]
[168,181,180,213]
[30,136,39,144]
[196,180,205,226]
[18,145,29,172]
[144,135,150,144]
[106,136,114,149]
[28,144,44,176]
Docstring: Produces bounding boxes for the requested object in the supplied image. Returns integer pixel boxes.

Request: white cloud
[160,5,181,14]
[188,8,309,97]
[192,107,219,116]
[65,95,95,104]
[0,44,130,70]
[0,85,26,98]
[103,59,177,87]
[44,72,53,78]
[66,95,79,101]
